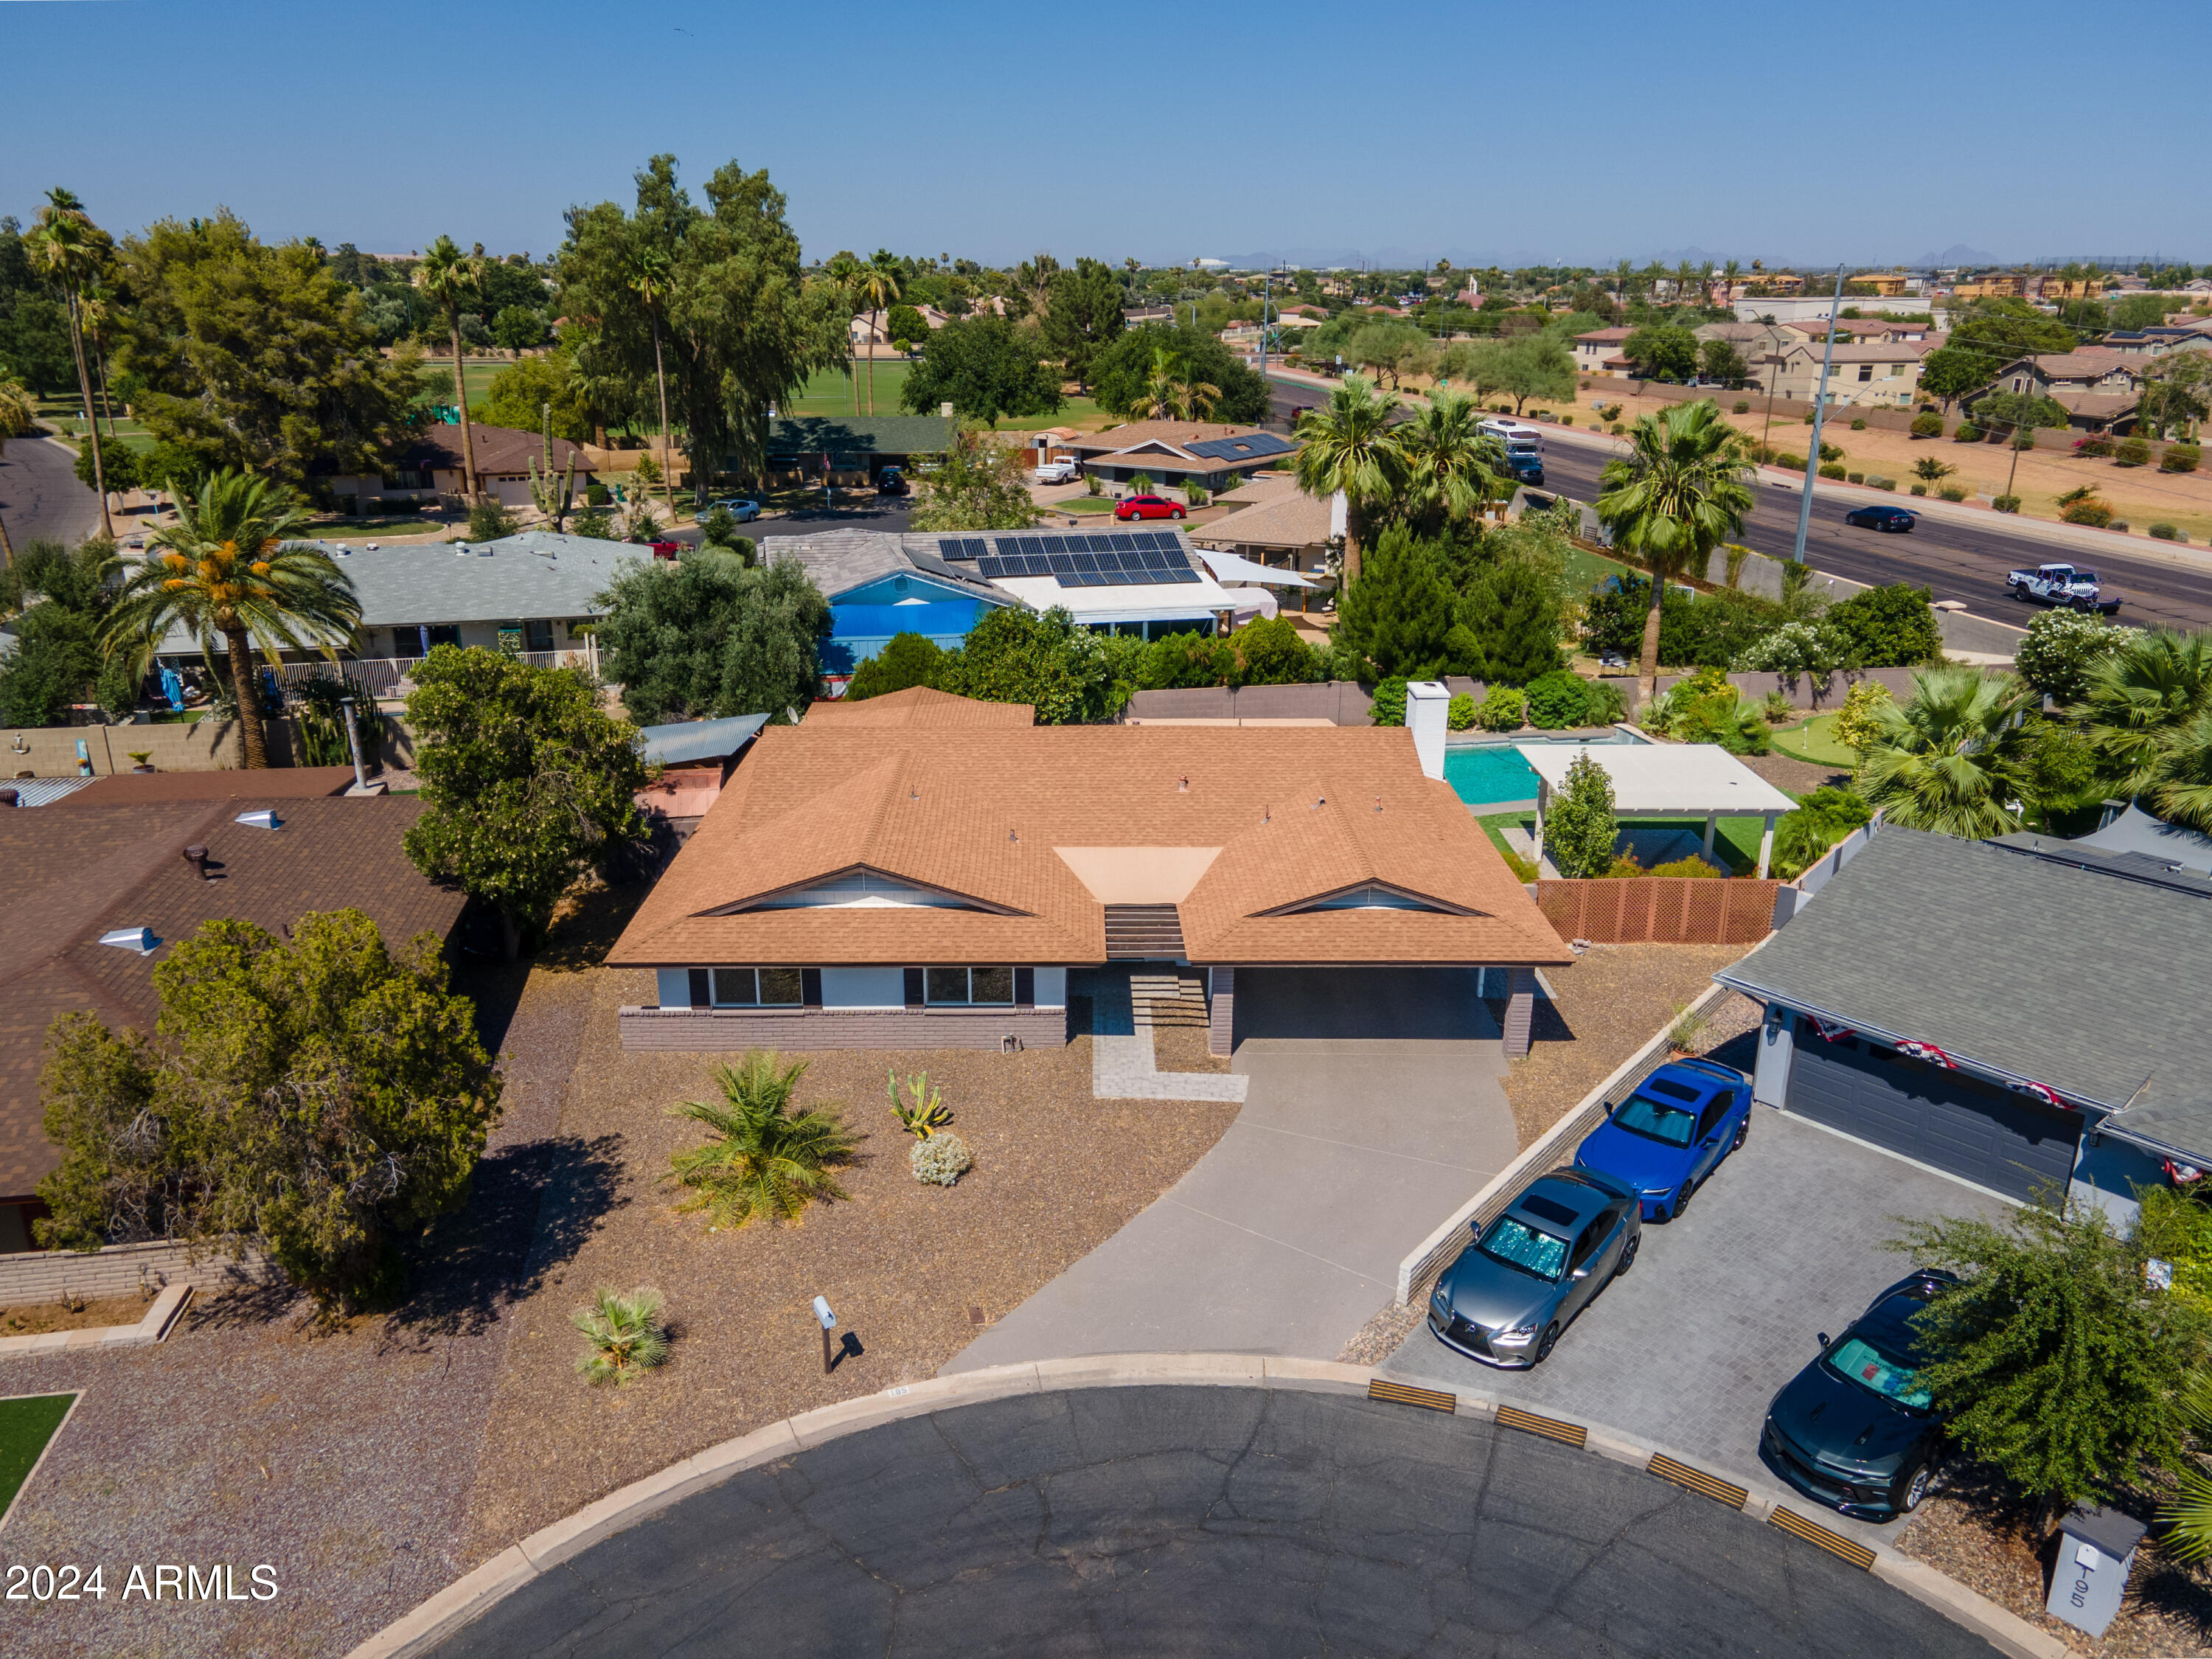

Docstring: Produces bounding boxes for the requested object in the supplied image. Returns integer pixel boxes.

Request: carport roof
[1518,742,1796,818]
[1717,827,2212,1159]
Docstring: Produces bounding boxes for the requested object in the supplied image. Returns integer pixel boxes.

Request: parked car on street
[706,498,762,522]
[1759,1269,1959,1518]
[1033,459,1080,484]
[2008,562,2121,613]
[1427,1168,1642,1367]
[1843,504,1918,532]
[874,467,908,495]
[1572,1058,1750,1222]
[1115,494,1186,521]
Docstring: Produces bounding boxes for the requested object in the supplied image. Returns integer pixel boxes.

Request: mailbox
[2045,1503,2146,1639]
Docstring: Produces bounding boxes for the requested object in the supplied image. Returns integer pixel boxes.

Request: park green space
[0,1393,77,1524]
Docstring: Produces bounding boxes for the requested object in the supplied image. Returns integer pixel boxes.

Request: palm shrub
[1857,665,2034,836]
[2074,627,2212,830]
[1545,751,1618,878]
[669,1053,860,1229]
[572,1286,670,1386]
[1474,684,1525,731]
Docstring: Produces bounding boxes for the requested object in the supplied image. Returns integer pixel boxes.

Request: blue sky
[4,0,2205,268]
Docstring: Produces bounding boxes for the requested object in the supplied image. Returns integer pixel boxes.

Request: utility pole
[1790,265,1846,567]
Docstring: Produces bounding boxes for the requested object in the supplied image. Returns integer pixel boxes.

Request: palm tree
[825,251,863,417]
[77,281,119,439]
[1857,666,2036,838]
[1399,391,1508,530]
[855,253,903,416]
[1293,374,1405,588]
[101,470,360,768]
[0,369,35,568]
[624,242,680,518]
[2074,629,2212,830]
[417,235,485,504]
[1128,345,1221,421]
[1613,257,1633,312]
[1721,259,1742,305]
[667,1051,861,1229]
[23,203,111,538]
[570,1286,670,1386]
[1596,400,1756,703]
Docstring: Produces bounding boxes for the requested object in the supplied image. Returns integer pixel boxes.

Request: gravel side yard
[458,966,1237,1560]
[1499,942,1755,1149]
[1899,1467,2212,1657]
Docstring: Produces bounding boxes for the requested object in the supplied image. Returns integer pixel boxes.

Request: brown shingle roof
[1060,422,1280,456]
[58,767,358,807]
[608,700,1569,975]
[0,797,467,1200]
[395,422,591,479]
[1192,491,1333,551]
[803,686,1034,728]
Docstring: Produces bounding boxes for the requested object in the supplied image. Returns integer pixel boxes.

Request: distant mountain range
[1200,241,2015,272]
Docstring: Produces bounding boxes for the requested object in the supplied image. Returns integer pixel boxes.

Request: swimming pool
[1443,730,1649,807]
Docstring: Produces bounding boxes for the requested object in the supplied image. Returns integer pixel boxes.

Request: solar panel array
[933,530,1203,588]
[1183,432,1295,462]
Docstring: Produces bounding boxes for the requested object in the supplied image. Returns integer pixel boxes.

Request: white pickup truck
[1032,458,1080,484]
[2007,563,2121,613]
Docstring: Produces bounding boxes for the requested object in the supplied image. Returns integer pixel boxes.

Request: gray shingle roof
[754,529,1011,605]
[763,416,956,458]
[1717,827,2212,1158]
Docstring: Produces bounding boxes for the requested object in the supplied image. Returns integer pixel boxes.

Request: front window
[1824,1334,1933,1411]
[712,968,803,1006]
[1478,1217,1569,1281]
[970,966,1014,1005]
[1610,1093,1699,1147]
[927,967,1015,1005]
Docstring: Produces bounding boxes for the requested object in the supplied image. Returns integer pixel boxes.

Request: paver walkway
[1086,966,1247,1102]
[949,967,1514,1368]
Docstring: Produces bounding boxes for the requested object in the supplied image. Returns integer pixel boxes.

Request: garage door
[1786,1034,2080,1202]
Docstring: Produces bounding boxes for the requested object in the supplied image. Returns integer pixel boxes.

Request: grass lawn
[779,364,1110,431]
[0,1392,78,1526]
[416,358,510,407]
[1477,808,1786,877]
[1058,495,1121,515]
[1565,547,1630,591]
[1772,713,1856,768]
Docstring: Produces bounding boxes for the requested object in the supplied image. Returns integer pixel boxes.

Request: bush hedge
[1523,669,1596,730]
[2060,498,2112,526]
[2076,434,2114,458]
[1819,462,1848,480]
[1910,413,1944,438]
[2150,523,2187,541]
[2116,437,2152,467]
[1994,494,2022,513]
[1938,485,1968,501]
[2162,445,2202,474]
[1819,442,1843,462]
[1474,684,1525,731]
[1910,482,1927,495]
[1850,418,1867,431]
[1871,476,1896,490]
[1953,422,1983,443]
[1733,400,1751,414]
[1846,470,1864,484]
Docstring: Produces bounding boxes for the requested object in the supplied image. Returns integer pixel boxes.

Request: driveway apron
[948,967,1517,1369]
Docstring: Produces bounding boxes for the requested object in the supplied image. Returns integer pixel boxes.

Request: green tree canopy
[1332,524,1461,678]
[1459,556,1565,685]
[845,631,950,700]
[1825,583,1942,668]
[474,341,592,442]
[939,604,1116,723]
[596,546,828,724]
[1039,257,1125,388]
[1623,325,1699,380]
[403,647,649,954]
[883,303,928,351]
[35,910,501,1312]
[1088,323,1267,424]
[900,313,1062,426]
[0,537,134,726]
[905,425,1041,531]
[1546,751,1619,877]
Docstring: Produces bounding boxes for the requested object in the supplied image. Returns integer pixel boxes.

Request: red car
[1114,494,1186,521]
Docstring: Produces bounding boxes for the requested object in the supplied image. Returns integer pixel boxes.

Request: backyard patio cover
[1517,741,1798,877]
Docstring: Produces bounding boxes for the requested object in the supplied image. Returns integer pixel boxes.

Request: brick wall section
[619,1005,1069,1051]
[1207,966,1235,1056]
[1503,967,1535,1058]
[0,1239,274,1302]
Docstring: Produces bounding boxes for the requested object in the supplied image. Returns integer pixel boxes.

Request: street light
[1790,265,1848,568]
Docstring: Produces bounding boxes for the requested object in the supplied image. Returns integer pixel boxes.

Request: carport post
[1756,811,1778,879]
[1701,810,1718,859]
[1530,782,1548,872]
[1503,967,1536,1059]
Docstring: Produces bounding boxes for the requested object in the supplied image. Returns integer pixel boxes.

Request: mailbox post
[2046,1504,2146,1639]
[813,1295,837,1374]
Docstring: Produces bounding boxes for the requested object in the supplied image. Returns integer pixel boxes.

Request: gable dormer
[701,866,1023,917]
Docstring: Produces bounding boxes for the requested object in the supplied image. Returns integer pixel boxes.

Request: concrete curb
[345,1352,2062,1659]
[1394,979,1736,1304]
[0,1283,192,1359]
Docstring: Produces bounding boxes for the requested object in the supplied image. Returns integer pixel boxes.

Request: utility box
[2045,1504,2145,1639]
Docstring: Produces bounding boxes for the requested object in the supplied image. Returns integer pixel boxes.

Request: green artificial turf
[0,1393,78,1524]
[1772,713,1857,768]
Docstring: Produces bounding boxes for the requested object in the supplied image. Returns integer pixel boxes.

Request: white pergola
[1518,742,1800,878]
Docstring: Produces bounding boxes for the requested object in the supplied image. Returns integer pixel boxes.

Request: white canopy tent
[1516,740,1799,878]
[1194,547,1318,588]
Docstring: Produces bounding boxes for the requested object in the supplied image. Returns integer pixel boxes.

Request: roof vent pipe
[0,789,17,809]
[1178,775,1189,793]
[182,844,211,880]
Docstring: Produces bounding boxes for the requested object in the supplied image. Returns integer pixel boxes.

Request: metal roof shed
[1516,740,1798,877]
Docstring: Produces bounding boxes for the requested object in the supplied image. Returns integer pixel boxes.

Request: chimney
[183,844,210,880]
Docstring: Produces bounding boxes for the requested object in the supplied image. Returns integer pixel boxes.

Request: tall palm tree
[2074,629,2212,830]
[667,1052,860,1230]
[1128,345,1220,421]
[417,235,485,503]
[825,251,863,417]
[77,281,119,439]
[101,470,360,768]
[624,242,679,517]
[1857,666,2036,838]
[1292,373,1405,588]
[1613,257,1633,312]
[23,205,111,538]
[1399,391,1507,530]
[855,254,903,416]
[1721,259,1742,305]
[1596,400,1756,704]
[0,369,35,568]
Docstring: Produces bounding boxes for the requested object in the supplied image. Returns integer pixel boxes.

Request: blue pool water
[1443,731,1649,807]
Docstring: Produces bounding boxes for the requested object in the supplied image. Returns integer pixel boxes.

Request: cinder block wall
[0,1239,273,1302]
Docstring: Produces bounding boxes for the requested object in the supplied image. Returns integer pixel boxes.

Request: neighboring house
[925,523,1265,636]
[1721,819,2212,1225]
[1190,476,1340,616]
[636,713,768,825]
[1761,340,1931,406]
[326,424,592,512]
[766,528,1015,689]
[142,531,645,694]
[1571,327,1634,376]
[1121,304,1176,325]
[1057,422,1299,495]
[1693,320,1791,367]
[0,792,467,1251]
[758,415,957,490]
[608,687,1571,1056]
[2101,327,2197,358]
[1780,317,1935,345]
[1971,347,2155,432]
[1846,273,1913,296]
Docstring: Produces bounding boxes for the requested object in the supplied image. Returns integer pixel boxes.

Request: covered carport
[1520,740,1798,878]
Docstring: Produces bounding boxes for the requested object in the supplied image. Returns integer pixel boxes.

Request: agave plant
[571,1286,670,1386]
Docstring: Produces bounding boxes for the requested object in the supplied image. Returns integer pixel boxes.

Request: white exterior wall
[1752,1006,1796,1107]
[2069,1133,2166,1229]
[822,967,905,1008]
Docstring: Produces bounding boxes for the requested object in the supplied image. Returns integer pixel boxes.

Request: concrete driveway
[949,967,1516,1369]
[1386,1105,2013,1535]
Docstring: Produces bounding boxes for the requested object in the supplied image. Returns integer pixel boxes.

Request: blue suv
[1572,1058,1750,1222]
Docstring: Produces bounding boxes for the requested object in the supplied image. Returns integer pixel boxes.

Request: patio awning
[1194,548,1318,588]
[1517,741,1797,878]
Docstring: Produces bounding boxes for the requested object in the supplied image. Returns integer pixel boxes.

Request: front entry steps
[1130,972,1208,1028]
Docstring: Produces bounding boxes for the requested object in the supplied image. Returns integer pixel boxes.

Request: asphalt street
[1264,376,2212,633]
[0,434,101,551]
[426,1385,1997,1658]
